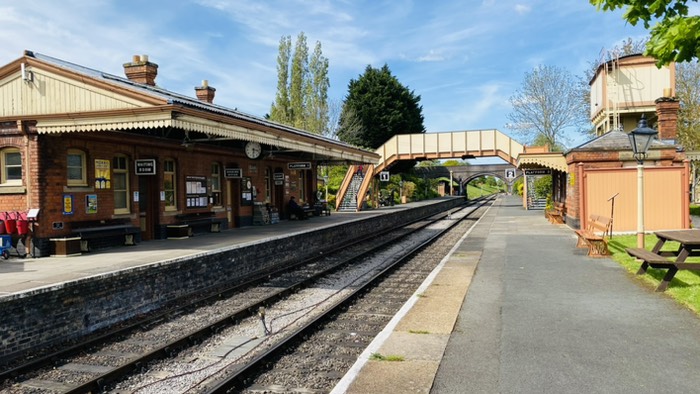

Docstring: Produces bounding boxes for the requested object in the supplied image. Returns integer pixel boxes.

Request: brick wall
[8,130,317,256]
[0,198,464,363]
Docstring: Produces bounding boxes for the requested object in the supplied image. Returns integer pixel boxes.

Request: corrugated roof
[27,51,363,152]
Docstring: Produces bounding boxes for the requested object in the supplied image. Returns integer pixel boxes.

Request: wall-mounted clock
[244,141,262,159]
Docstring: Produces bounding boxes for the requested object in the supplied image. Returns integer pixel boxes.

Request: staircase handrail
[335,164,356,211]
[355,164,375,211]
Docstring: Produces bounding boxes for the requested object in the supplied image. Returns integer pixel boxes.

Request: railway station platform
[335,194,700,393]
[0,211,374,298]
[0,199,445,297]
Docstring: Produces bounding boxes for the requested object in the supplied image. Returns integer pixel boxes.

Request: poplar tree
[305,41,330,135]
[289,32,308,129]
[270,36,292,124]
[269,32,329,135]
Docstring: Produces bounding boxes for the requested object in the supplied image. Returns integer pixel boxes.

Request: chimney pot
[195,81,216,103]
[123,55,158,86]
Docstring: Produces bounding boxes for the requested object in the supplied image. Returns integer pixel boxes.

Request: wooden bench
[290,206,315,220]
[168,212,224,239]
[626,247,675,271]
[575,214,613,257]
[71,219,140,252]
[546,202,566,224]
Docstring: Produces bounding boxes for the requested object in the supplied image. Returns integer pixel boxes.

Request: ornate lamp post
[627,114,658,248]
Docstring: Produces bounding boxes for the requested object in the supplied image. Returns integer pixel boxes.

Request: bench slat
[626,248,672,264]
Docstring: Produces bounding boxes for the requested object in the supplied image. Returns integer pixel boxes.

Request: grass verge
[608,234,700,314]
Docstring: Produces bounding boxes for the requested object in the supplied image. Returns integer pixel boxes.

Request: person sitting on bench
[288,196,307,220]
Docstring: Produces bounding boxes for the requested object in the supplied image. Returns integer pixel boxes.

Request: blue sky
[0,1,654,152]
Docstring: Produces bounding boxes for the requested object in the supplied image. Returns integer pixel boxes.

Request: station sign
[524,169,551,175]
[273,172,285,181]
[288,162,311,170]
[135,159,156,175]
[224,167,243,179]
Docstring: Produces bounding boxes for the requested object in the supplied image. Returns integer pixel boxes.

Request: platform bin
[4,212,16,234]
[16,212,28,235]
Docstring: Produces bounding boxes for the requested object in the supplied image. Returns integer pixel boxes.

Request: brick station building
[0,51,378,257]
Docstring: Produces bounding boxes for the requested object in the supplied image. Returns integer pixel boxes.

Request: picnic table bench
[70,218,140,252]
[546,202,566,224]
[626,229,700,292]
[575,214,613,257]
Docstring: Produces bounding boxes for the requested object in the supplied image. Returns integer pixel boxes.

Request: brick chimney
[123,55,158,86]
[655,95,680,141]
[195,80,216,103]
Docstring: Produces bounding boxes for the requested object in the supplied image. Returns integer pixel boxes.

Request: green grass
[369,353,405,362]
[608,234,700,314]
[408,329,430,334]
[466,184,503,199]
[691,204,700,217]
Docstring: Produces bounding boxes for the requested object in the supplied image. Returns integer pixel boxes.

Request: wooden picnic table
[626,229,700,292]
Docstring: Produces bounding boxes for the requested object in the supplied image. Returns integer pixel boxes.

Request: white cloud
[514,4,531,15]
[417,50,446,62]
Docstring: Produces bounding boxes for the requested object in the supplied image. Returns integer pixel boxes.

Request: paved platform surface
[0,207,386,298]
[335,194,700,393]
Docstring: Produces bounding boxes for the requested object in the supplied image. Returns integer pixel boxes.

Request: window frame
[67,149,87,187]
[1,148,22,186]
[211,162,222,207]
[163,158,177,211]
[113,155,130,214]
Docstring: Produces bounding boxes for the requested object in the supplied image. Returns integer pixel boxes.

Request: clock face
[245,142,262,159]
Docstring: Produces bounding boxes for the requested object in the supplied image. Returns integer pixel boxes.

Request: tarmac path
[432,195,700,393]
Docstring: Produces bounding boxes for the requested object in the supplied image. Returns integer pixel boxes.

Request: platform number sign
[379,171,390,182]
[505,169,516,180]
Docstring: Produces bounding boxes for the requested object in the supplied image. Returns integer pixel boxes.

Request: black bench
[168,212,224,238]
[290,206,315,220]
[314,202,331,216]
[71,219,140,252]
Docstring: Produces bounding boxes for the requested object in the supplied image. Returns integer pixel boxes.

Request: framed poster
[62,194,74,215]
[86,194,97,214]
[185,175,208,209]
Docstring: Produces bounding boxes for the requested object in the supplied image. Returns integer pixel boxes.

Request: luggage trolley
[0,234,27,259]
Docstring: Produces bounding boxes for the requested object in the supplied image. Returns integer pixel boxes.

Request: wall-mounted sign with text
[135,159,156,175]
[524,169,551,175]
[288,162,311,170]
[224,167,243,179]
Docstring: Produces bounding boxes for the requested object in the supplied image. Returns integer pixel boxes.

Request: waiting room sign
[135,159,156,175]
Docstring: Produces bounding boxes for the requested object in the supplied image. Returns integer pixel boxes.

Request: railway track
[0,196,493,394]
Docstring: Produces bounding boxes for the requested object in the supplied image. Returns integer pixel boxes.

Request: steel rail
[200,196,494,393]
[3,198,481,393]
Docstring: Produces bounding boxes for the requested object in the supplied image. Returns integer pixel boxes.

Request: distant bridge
[413,164,522,195]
